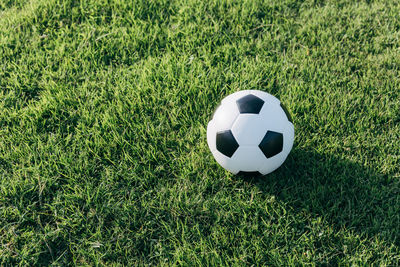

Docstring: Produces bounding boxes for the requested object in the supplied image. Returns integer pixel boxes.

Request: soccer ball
[207,90,294,175]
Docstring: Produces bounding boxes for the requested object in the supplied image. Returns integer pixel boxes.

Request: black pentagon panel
[280,102,293,123]
[258,131,283,158]
[237,171,262,178]
[236,94,264,114]
[216,130,239,157]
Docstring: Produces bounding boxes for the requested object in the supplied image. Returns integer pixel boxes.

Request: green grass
[0,0,399,265]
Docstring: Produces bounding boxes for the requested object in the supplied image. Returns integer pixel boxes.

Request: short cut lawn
[0,0,399,265]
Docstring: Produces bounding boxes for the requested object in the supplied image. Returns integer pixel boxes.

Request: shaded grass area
[0,0,399,265]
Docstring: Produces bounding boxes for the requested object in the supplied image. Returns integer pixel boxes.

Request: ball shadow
[237,148,400,246]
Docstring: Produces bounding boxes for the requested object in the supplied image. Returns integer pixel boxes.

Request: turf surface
[0,0,399,265]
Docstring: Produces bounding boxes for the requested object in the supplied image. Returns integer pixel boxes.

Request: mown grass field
[0,0,399,265]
